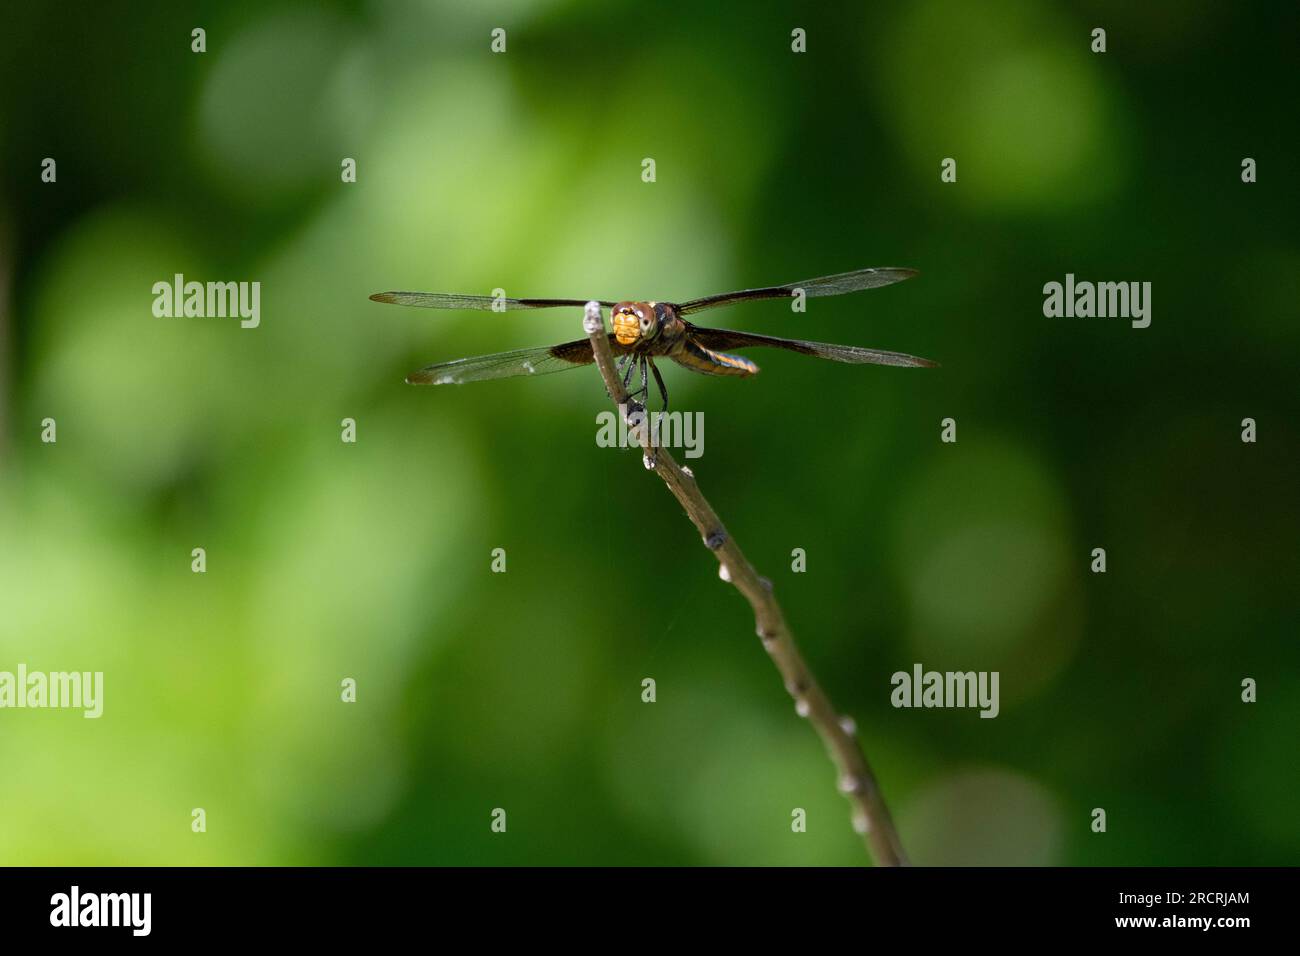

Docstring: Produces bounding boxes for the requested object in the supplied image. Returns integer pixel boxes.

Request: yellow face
[612,301,656,346]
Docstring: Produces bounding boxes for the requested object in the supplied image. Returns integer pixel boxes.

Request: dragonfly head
[612,301,659,346]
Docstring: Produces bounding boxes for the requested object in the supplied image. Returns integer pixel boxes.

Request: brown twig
[582,302,908,865]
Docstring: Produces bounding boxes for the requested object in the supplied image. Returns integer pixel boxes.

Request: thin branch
[582,303,908,866]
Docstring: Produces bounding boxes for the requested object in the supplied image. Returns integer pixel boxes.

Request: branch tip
[582,300,604,334]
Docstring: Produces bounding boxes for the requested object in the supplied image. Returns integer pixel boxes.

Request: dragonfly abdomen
[672,339,760,377]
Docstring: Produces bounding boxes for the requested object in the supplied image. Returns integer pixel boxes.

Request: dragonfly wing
[407,336,624,384]
[677,267,918,315]
[687,327,936,368]
[371,292,616,311]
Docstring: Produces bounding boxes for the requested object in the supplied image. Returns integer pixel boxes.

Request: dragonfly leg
[636,356,649,400]
[611,355,638,404]
[637,357,659,467]
[648,358,669,411]
[626,355,650,405]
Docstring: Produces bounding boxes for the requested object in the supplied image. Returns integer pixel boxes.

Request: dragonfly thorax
[612,301,659,346]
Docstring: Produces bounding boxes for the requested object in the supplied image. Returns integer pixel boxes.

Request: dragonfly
[369,266,935,409]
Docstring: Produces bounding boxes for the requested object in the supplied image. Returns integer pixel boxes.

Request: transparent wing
[677,267,918,315]
[371,292,616,311]
[406,336,628,384]
[688,327,936,368]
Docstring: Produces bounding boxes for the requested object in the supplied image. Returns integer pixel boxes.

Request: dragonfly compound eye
[612,302,651,346]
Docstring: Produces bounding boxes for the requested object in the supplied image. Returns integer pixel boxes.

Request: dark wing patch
[406,336,626,385]
[371,292,616,311]
[677,267,918,315]
[688,327,936,368]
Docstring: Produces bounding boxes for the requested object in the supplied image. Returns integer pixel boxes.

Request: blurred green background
[0,0,1296,866]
